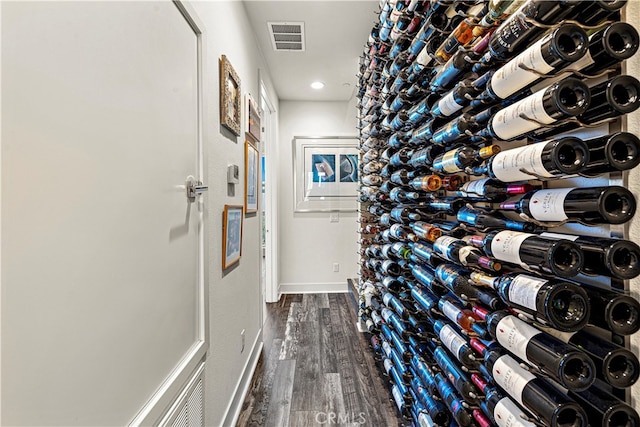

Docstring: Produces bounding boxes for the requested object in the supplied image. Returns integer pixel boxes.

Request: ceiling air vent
[268,22,305,52]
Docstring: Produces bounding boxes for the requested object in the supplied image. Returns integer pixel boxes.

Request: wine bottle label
[434,236,459,260]
[391,385,404,411]
[440,150,462,173]
[526,188,572,221]
[381,308,393,322]
[439,324,466,357]
[416,45,434,67]
[458,246,475,266]
[491,89,555,140]
[492,355,536,406]
[491,142,554,183]
[508,275,547,311]
[417,412,435,427]
[384,357,394,374]
[495,315,541,362]
[564,49,593,75]
[490,230,530,265]
[494,397,537,427]
[440,300,460,324]
[366,319,375,331]
[460,178,489,196]
[491,37,554,100]
[438,91,463,116]
[382,340,393,357]
[539,231,579,241]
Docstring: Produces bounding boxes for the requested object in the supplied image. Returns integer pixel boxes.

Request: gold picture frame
[246,93,261,143]
[222,204,244,269]
[219,55,241,136]
[245,138,259,214]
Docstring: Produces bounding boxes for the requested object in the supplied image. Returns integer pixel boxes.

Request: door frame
[129,1,209,424]
[259,78,279,304]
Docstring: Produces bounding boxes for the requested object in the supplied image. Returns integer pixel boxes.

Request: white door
[1,1,206,425]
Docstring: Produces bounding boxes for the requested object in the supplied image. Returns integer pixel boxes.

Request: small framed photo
[245,139,259,214]
[219,55,241,136]
[246,93,261,142]
[222,205,243,269]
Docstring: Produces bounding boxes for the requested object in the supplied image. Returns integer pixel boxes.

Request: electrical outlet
[241,329,245,353]
[333,263,340,272]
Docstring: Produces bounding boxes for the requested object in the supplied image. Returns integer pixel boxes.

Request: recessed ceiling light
[311,81,325,89]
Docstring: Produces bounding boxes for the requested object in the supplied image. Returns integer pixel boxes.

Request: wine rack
[355,1,640,426]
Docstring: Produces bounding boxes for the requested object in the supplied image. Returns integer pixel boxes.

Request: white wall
[625,1,640,409]
[187,2,278,425]
[278,100,359,292]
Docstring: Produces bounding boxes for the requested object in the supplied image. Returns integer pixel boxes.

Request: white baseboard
[279,282,348,294]
[220,330,263,427]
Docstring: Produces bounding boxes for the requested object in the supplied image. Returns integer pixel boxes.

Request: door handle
[186,176,208,200]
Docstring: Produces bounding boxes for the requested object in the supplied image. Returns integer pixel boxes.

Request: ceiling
[243,1,379,102]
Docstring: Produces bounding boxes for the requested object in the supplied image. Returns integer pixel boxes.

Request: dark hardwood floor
[236,293,405,427]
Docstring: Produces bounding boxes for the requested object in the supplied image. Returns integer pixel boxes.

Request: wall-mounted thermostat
[227,164,239,184]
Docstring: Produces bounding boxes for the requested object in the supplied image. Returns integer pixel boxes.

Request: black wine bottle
[430,318,479,369]
[430,79,480,118]
[476,77,590,142]
[483,310,596,391]
[469,230,583,277]
[431,145,500,174]
[433,371,473,426]
[455,178,534,203]
[499,186,636,225]
[541,326,639,389]
[581,284,640,336]
[433,235,501,272]
[494,273,589,331]
[569,381,640,427]
[581,132,640,177]
[538,232,640,280]
[433,346,481,404]
[456,206,536,233]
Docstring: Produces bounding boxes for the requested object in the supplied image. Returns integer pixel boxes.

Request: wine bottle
[433,346,481,404]
[362,174,384,187]
[390,206,422,223]
[581,132,640,177]
[407,10,449,59]
[499,186,636,225]
[389,187,421,203]
[477,24,588,106]
[486,0,580,63]
[389,223,418,242]
[538,232,640,280]
[581,284,640,336]
[390,169,417,185]
[410,285,440,318]
[389,147,413,167]
[410,262,445,295]
[477,137,590,183]
[474,0,527,35]
[541,326,639,389]
[482,310,595,391]
[569,381,640,427]
[457,206,536,232]
[420,197,465,215]
[482,350,588,427]
[408,145,446,168]
[436,264,502,309]
[438,295,485,335]
[431,145,500,175]
[409,375,451,427]
[408,241,445,269]
[433,235,502,272]
[430,79,480,118]
[455,178,534,202]
[430,318,479,368]
[409,222,443,243]
[434,4,487,64]
[429,49,474,92]
[470,370,538,427]
[475,77,590,142]
[433,371,473,426]
[469,230,583,277]
[493,272,590,331]
[408,174,442,192]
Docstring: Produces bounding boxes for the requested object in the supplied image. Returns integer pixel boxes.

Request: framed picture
[222,204,243,269]
[292,136,359,212]
[245,139,259,214]
[246,93,261,142]
[219,55,241,136]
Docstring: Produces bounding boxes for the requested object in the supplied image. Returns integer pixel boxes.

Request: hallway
[236,293,404,427]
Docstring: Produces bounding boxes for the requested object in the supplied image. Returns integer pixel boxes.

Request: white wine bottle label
[381,307,394,322]
[383,292,393,306]
[440,300,460,324]
[564,49,594,75]
[416,45,434,67]
[382,340,393,357]
[418,412,435,427]
[391,385,404,411]
[492,355,536,405]
[438,91,463,117]
[508,274,547,311]
[434,235,460,260]
[540,231,579,241]
[494,397,537,427]
[383,357,394,374]
[440,149,462,173]
[491,89,555,140]
[490,230,531,265]
[491,142,554,182]
[439,324,466,357]
[495,315,541,362]
[491,37,555,99]
[460,178,489,196]
[527,188,572,221]
[458,246,475,266]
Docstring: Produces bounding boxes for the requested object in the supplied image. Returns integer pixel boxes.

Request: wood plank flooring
[236,293,405,427]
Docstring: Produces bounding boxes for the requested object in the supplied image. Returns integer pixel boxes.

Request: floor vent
[268,22,305,51]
